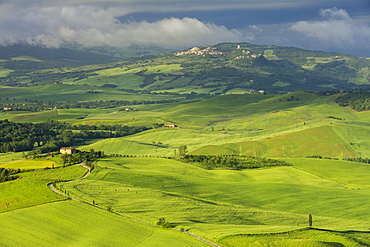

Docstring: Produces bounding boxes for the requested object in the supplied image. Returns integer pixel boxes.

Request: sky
[0,0,369,56]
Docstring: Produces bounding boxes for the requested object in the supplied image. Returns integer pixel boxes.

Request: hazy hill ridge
[0,43,369,94]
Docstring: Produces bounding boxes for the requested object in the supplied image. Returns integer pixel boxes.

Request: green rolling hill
[1,43,370,246]
[0,43,369,94]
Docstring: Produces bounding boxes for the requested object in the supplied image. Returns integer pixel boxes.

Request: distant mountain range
[0,43,369,94]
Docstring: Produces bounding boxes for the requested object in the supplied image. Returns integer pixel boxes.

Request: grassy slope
[77,93,365,159]
[4,44,368,94]
[282,158,370,189]
[60,157,370,243]
[1,46,370,246]
[193,125,357,158]
[0,153,24,166]
[0,165,86,213]
[219,229,370,247]
[2,92,369,159]
[62,64,183,89]
[1,92,370,245]
[0,200,210,247]
[0,84,181,102]
[333,123,370,157]
[0,160,56,169]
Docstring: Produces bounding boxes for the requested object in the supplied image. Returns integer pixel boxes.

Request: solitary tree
[308,214,313,227]
[179,145,187,157]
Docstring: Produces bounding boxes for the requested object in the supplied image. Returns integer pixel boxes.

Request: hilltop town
[175,45,262,60]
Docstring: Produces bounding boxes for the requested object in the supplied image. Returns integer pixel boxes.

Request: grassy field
[0,67,13,77]
[193,125,357,158]
[59,157,370,244]
[2,92,369,159]
[219,229,370,247]
[0,200,210,247]
[62,64,183,89]
[79,124,357,158]
[1,44,370,246]
[0,153,24,166]
[333,123,370,157]
[1,92,370,246]
[0,84,182,102]
[72,92,370,159]
[281,158,370,190]
[0,159,56,170]
[0,165,86,213]
[11,55,43,62]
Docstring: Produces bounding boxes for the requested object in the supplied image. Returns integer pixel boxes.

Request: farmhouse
[60,147,80,154]
[164,124,178,128]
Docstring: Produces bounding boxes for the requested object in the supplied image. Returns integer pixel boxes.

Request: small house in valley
[164,124,178,128]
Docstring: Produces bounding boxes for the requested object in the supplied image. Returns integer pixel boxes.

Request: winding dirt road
[48,163,220,247]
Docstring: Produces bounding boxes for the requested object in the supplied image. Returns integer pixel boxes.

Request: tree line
[180,155,290,170]
[0,99,183,112]
[335,91,370,111]
[0,119,150,153]
[307,155,370,165]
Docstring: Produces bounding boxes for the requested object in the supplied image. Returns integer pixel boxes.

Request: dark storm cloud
[0,0,369,55]
[0,1,251,48]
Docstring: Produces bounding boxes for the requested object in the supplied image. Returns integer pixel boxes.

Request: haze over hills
[0,43,369,95]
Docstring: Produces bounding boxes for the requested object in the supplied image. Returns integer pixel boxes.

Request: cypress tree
[308,214,313,227]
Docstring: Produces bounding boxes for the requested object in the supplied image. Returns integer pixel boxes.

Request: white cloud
[1,2,368,56]
[0,4,246,48]
[290,7,370,49]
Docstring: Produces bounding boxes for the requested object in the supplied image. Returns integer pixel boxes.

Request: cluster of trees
[156,217,171,228]
[286,95,300,101]
[335,91,370,111]
[0,119,150,153]
[315,90,344,96]
[0,168,18,183]
[60,153,84,166]
[60,149,102,167]
[180,155,290,170]
[306,155,339,160]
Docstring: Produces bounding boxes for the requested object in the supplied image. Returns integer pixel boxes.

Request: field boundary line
[291,164,360,189]
[48,163,221,247]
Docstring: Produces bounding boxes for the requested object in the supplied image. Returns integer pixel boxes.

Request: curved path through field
[48,163,220,247]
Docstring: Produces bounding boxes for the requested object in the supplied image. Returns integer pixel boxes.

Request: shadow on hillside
[310,227,370,234]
